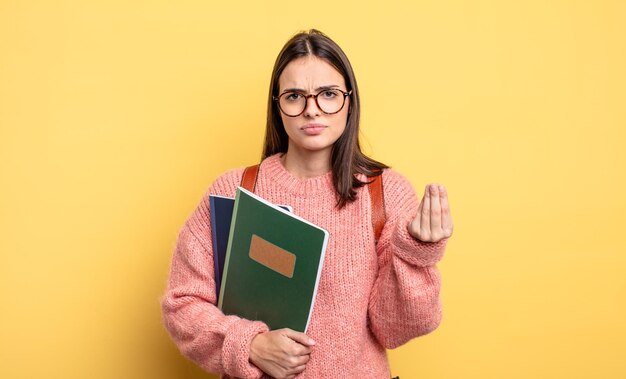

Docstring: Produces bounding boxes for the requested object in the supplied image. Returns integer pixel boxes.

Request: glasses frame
[273,89,352,117]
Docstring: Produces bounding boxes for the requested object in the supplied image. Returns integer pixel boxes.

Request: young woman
[162,29,453,379]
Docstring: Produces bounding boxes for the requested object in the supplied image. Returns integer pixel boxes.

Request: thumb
[282,328,315,346]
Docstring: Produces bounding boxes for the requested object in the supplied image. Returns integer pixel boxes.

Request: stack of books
[209,187,329,332]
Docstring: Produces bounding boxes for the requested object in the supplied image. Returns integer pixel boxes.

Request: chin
[304,140,336,151]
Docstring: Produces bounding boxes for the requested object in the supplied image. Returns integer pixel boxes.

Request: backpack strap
[241,164,260,192]
[368,173,386,243]
[240,164,386,242]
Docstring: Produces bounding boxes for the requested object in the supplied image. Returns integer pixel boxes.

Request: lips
[301,123,327,135]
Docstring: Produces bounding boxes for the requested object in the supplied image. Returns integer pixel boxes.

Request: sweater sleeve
[161,170,269,378]
[367,170,449,349]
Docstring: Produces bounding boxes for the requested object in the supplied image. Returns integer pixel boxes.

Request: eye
[321,90,338,98]
[284,92,302,102]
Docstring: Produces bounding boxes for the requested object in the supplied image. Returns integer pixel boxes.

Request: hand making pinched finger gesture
[409,184,454,242]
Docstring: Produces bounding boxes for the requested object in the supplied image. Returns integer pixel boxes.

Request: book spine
[217,189,242,309]
[209,196,222,298]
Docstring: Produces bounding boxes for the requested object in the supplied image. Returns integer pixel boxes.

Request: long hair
[263,29,388,208]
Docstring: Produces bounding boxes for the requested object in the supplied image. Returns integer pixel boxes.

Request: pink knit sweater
[161,154,448,378]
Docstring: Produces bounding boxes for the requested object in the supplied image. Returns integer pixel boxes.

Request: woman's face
[277,56,350,157]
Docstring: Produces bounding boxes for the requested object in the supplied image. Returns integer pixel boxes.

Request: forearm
[368,255,443,348]
[161,224,269,378]
[162,291,268,377]
[368,216,447,348]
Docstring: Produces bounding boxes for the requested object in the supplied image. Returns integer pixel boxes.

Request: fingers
[420,184,431,240]
[429,184,442,233]
[249,329,313,379]
[286,363,308,376]
[282,328,315,347]
[439,184,454,236]
[409,196,423,238]
[410,183,454,242]
[287,354,310,368]
[280,329,312,377]
[414,196,423,230]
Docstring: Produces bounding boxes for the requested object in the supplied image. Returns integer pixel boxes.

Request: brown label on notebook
[249,234,296,278]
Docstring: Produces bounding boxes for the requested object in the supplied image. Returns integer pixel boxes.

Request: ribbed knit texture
[161,154,448,378]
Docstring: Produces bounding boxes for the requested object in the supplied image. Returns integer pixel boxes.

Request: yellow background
[1,1,625,378]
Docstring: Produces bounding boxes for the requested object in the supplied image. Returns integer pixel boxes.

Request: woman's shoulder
[206,155,279,197]
[206,166,247,198]
[375,168,420,221]
[355,167,415,201]
[380,167,415,193]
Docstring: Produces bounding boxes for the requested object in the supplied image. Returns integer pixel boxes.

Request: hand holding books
[249,328,316,379]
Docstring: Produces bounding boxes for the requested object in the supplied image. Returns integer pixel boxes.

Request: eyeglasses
[273,89,352,117]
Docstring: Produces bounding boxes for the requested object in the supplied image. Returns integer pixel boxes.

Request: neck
[281,148,332,178]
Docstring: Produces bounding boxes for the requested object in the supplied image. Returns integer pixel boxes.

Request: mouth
[300,124,327,134]
[300,124,327,135]
[301,123,327,131]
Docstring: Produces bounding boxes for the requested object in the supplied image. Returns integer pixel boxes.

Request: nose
[303,94,321,117]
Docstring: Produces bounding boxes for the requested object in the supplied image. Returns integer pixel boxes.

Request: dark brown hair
[263,29,388,208]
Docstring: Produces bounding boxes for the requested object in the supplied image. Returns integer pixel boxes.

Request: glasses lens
[279,92,306,116]
[317,90,345,114]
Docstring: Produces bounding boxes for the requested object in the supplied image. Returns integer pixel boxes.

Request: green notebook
[217,187,329,332]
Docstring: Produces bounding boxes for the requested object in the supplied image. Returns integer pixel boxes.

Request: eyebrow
[281,85,341,93]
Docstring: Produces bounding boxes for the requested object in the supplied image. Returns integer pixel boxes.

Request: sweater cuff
[222,318,269,379]
[391,213,448,267]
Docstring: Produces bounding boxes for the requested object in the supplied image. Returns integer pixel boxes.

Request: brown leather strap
[368,174,386,243]
[241,164,260,192]
[240,163,386,243]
